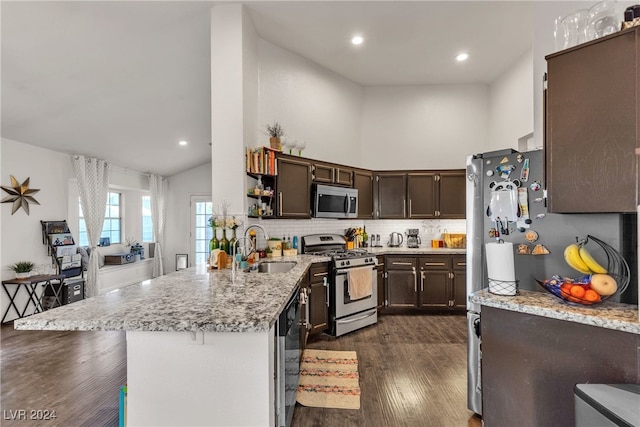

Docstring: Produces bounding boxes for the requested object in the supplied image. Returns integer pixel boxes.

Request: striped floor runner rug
[296,349,360,410]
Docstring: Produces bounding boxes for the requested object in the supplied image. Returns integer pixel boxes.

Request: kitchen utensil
[389,232,403,247]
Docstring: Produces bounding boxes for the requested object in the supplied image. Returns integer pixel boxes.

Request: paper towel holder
[488,278,519,296]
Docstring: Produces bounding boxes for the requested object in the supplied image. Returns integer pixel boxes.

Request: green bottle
[363,226,368,247]
[210,234,219,251]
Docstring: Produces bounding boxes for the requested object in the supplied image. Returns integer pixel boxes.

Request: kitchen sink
[245,261,297,274]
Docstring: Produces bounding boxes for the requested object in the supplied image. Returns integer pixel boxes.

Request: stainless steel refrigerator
[465,148,628,416]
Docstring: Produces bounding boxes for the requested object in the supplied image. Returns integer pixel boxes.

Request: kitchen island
[14,255,329,427]
[471,289,640,427]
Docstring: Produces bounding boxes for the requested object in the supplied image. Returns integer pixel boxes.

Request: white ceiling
[1,1,533,177]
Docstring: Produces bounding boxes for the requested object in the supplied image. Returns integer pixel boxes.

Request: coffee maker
[406,229,421,248]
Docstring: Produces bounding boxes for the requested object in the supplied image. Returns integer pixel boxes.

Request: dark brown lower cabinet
[299,277,309,353]
[376,256,385,310]
[385,255,465,312]
[482,306,640,427]
[307,262,329,335]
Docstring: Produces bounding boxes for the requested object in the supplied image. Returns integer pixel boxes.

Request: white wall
[165,162,212,269]
[257,38,364,167]
[489,49,534,151]
[1,138,74,321]
[361,85,490,170]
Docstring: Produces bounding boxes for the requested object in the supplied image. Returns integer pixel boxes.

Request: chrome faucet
[231,237,254,283]
[243,224,270,255]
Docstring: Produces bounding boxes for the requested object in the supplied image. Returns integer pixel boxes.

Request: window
[79,192,121,246]
[192,198,213,265]
[142,195,153,242]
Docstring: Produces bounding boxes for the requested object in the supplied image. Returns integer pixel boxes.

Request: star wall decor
[1,175,41,215]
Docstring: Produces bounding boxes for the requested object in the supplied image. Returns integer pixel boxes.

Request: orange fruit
[570,285,586,299]
[584,289,601,302]
[560,283,572,295]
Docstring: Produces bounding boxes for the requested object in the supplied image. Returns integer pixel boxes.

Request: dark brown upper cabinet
[276,155,312,218]
[312,162,353,187]
[353,169,374,219]
[438,171,466,219]
[545,27,639,213]
[376,170,465,219]
[376,173,407,218]
[407,172,437,218]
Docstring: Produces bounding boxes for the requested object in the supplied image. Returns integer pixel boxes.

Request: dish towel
[347,267,373,300]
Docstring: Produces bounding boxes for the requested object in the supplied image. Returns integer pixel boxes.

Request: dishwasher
[276,286,300,427]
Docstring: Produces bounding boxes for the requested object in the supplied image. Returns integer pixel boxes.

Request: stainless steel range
[302,234,378,337]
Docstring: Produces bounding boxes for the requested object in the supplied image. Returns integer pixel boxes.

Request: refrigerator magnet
[525,230,539,242]
[517,244,530,255]
[531,244,550,255]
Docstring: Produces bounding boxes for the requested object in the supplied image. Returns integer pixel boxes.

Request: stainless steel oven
[302,234,378,337]
[332,263,377,336]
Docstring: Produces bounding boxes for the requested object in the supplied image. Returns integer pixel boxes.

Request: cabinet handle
[278,192,283,216]
[424,262,446,266]
[323,278,329,307]
[392,262,413,266]
[332,168,336,183]
[457,262,466,267]
[403,199,406,217]
[313,272,329,277]
[412,267,417,292]
[420,271,425,292]
[409,199,412,217]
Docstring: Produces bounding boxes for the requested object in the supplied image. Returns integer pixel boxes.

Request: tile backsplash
[241,217,466,249]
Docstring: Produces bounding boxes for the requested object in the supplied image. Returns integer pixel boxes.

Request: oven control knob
[346,261,350,266]
[340,261,345,266]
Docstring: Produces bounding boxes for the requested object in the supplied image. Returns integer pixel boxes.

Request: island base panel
[481,306,640,427]
[126,329,275,426]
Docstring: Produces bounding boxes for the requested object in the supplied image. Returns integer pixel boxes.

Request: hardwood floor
[292,314,482,427]
[1,314,481,427]
[1,324,125,427]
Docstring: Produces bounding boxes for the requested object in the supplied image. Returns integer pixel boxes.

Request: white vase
[15,272,30,279]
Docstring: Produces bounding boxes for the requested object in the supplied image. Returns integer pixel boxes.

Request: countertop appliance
[465,149,630,416]
[302,234,377,336]
[406,229,421,248]
[276,286,300,427]
[311,184,358,219]
[388,232,403,247]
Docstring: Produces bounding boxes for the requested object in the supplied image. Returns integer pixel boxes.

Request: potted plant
[265,122,284,151]
[9,261,34,279]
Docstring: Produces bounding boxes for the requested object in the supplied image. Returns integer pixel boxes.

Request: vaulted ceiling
[1,1,532,176]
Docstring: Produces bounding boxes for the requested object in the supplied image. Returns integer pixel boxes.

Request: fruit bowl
[537,235,629,306]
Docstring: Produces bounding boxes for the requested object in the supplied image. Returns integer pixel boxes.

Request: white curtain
[150,174,168,277]
[73,156,110,298]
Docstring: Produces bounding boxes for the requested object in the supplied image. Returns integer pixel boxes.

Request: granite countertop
[471,288,640,335]
[366,246,466,255]
[14,254,330,333]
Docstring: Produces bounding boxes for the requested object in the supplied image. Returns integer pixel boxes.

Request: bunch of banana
[564,242,607,275]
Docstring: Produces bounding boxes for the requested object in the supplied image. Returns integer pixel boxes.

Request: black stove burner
[307,248,369,259]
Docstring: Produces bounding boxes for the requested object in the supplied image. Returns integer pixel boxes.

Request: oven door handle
[335,308,377,324]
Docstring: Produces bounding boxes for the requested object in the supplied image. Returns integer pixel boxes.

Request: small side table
[2,274,65,323]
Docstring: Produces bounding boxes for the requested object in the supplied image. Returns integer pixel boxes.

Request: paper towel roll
[486,241,517,295]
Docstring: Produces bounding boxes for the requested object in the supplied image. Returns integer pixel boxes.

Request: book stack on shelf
[41,220,83,279]
[246,147,278,176]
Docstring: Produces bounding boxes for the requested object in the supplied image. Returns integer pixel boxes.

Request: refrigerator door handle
[473,317,481,338]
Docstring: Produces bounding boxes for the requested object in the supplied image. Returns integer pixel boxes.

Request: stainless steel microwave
[312,184,358,219]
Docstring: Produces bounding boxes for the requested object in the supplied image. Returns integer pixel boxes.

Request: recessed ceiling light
[351,35,364,45]
[456,52,469,62]
[179,140,188,146]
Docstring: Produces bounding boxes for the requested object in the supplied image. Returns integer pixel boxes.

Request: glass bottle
[286,236,292,250]
[210,228,220,251]
[363,226,368,247]
[219,229,229,254]
[228,228,237,255]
